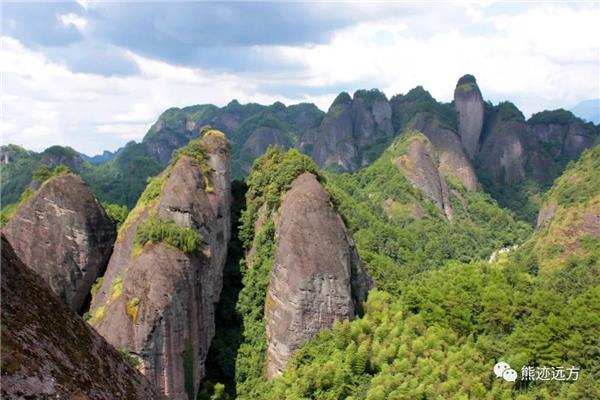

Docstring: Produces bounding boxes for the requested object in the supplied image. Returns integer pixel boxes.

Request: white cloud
[59,13,88,31]
[271,3,600,115]
[0,37,304,155]
[2,3,598,155]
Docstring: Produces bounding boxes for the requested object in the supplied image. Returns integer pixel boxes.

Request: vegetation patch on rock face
[134,216,202,254]
[239,147,323,249]
[235,147,323,398]
[0,165,71,226]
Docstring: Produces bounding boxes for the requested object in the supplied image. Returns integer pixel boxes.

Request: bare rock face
[90,133,231,400]
[394,134,454,221]
[299,90,393,172]
[479,116,528,184]
[2,173,116,312]
[0,234,163,400]
[241,127,293,171]
[264,172,371,377]
[530,120,596,160]
[454,74,484,160]
[409,113,478,191]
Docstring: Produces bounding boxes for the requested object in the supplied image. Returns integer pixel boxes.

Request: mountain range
[1,75,599,400]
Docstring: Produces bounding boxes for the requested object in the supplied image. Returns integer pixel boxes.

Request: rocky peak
[1,234,163,399]
[299,89,393,172]
[264,172,371,377]
[454,74,484,159]
[408,113,478,191]
[478,103,529,184]
[89,130,231,400]
[2,173,116,312]
[393,132,454,220]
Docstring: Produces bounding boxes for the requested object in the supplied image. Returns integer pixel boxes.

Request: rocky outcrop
[241,127,293,171]
[0,234,163,400]
[454,74,484,160]
[264,172,371,377]
[90,131,231,400]
[299,90,394,172]
[478,109,528,184]
[2,173,116,312]
[409,113,478,191]
[529,117,596,160]
[394,133,454,220]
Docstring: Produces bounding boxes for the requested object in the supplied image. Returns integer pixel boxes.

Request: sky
[1,1,599,156]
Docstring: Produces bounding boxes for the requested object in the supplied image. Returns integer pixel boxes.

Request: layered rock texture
[264,172,371,377]
[454,74,484,160]
[299,90,394,171]
[89,131,231,400]
[0,234,163,400]
[2,173,115,312]
[394,133,454,220]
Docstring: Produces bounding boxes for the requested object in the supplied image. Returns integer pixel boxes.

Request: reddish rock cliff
[264,172,371,377]
[0,234,163,400]
[90,131,231,400]
[2,173,115,312]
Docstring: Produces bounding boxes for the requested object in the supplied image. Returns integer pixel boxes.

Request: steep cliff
[0,234,163,400]
[408,113,478,191]
[89,129,231,400]
[264,172,371,377]
[2,173,116,312]
[478,102,529,184]
[393,132,454,220]
[454,74,484,160]
[299,90,394,172]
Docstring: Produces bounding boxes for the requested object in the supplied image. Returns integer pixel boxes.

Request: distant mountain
[2,75,598,216]
[81,150,116,164]
[571,99,600,124]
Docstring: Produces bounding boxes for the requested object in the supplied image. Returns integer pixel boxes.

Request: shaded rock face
[454,75,484,160]
[299,90,394,172]
[478,117,528,184]
[394,135,454,221]
[91,137,231,400]
[0,234,163,400]
[530,121,595,160]
[241,127,293,171]
[264,172,371,378]
[409,113,478,191]
[2,174,116,312]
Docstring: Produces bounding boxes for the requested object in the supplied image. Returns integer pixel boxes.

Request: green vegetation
[183,338,195,400]
[0,165,71,226]
[234,148,324,398]
[117,347,141,368]
[134,216,202,254]
[239,147,323,248]
[31,164,70,184]
[263,260,599,399]
[495,101,525,122]
[528,109,578,126]
[81,141,163,208]
[324,133,530,293]
[101,202,129,227]
[0,188,34,226]
[331,92,352,107]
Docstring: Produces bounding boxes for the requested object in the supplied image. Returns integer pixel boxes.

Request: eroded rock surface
[0,234,163,400]
[90,132,231,400]
[299,90,394,172]
[2,173,115,312]
[264,172,371,377]
[454,74,484,160]
[394,134,454,221]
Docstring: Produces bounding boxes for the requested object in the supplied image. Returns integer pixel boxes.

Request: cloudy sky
[2,1,599,155]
